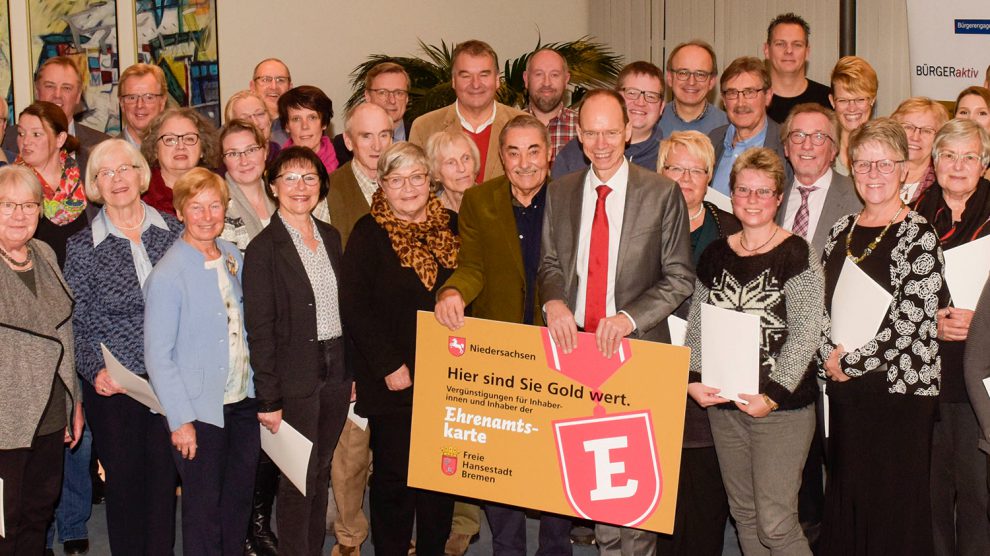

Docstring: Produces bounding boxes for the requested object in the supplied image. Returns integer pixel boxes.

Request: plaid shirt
[526,104,578,162]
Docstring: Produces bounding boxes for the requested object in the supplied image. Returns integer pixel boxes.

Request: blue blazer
[144,237,254,431]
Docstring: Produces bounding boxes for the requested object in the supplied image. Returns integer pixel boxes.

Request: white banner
[906,0,989,101]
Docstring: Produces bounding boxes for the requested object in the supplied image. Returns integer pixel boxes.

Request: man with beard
[434,115,573,556]
[523,48,577,162]
[552,62,665,178]
[708,57,788,195]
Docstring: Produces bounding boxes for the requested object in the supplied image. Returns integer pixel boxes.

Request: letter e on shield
[553,411,661,527]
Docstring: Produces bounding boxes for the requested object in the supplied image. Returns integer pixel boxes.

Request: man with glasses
[764,13,832,124]
[523,48,578,161]
[552,61,666,178]
[777,103,861,551]
[708,57,788,195]
[249,58,293,145]
[660,41,728,137]
[539,89,694,556]
[409,40,526,183]
[333,62,411,166]
[118,63,168,147]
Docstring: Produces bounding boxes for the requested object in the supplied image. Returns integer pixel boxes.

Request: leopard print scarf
[370,189,459,289]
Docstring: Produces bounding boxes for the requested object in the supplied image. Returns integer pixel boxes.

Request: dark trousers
[484,504,571,556]
[798,395,826,551]
[170,397,260,556]
[820,393,937,556]
[368,410,455,556]
[277,338,351,556]
[83,379,178,555]
[0,431,63,556]
[656,446,729,556]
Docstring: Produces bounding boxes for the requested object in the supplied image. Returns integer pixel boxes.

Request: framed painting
[27,0,121,133]
[135,0,220,124]
[1,1,13,122]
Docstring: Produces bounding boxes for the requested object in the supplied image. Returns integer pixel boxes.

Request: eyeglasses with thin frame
[580,129,625,141]
[254,75,290,86]
[662,165,709,181]
[383,172,429,190]
[937,151,985,166]
[620,87,663,104]
[0,201,41,216]
[669,69,713,82]
[722,88,766,101]
[787,131,834,146]
[223,145,264,160]
[158,133,201,147]
[120,93,164,106]
[731,186,777,199]
[96,165,139,182]
[832,97,871,108]
[900,122,937,138]
[851,159,904,174]
[367,88,409,101]
[276,172,320,186]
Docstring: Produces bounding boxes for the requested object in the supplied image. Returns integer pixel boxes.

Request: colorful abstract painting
[1,1,14,122]
[28,0,121,133]
[136,0,220,124]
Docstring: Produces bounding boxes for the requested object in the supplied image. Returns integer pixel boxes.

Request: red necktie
[585,185,611,332]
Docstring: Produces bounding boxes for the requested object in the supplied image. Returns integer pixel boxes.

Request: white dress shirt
[574,159,631,329]
[782,169,833,237]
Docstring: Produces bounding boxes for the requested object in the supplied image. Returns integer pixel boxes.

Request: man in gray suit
[538,89,695,555]
[777,102,862,550]
[708,56,788,195]
[777,103,863,254]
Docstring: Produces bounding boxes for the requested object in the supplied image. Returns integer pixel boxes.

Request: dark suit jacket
[776,170,863,256]
[440,176,544,325]
[709,117,792,184]
[243,213,345,413]
[538,163,695,342]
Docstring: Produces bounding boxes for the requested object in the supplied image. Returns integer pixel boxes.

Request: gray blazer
[965,278,990,454]
[0,240,78,449]
[709,118,792,185]
[538,163,696,342]
[776,171,863,257]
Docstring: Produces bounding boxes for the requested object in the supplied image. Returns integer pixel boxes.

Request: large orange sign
[409,312,690,533]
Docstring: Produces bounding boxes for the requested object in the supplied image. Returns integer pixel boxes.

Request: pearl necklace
[111,204,146,231]
[689,205,705,221]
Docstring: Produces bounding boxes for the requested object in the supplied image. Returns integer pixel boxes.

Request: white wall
[216,0,592,132]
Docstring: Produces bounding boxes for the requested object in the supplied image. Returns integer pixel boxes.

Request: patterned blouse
[818,211,947,396]
[281,212,343,340]
[686,235,825,410]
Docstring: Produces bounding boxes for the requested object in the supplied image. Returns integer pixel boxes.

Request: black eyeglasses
[158,133,201,147]
[620,87,663,104]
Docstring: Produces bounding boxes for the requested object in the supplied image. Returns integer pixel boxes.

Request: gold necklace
[740,225,779,253]
[0,244,33,268]
[845,204,905,263]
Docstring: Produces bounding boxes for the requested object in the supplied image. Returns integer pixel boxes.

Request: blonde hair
[658,131,716,176]
[224,90,270,122]
[730,147,786,194]
[172,167,229,214]
[830,56,878,99]
[890,97,949,128]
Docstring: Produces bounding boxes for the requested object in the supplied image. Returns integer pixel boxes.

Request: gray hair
[0,165,44,203]
[377,141,430,181]
[933,118,990,167]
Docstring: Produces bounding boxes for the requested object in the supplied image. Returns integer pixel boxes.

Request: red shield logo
[448,336,466,357]
[553,411,661,527]
[441,452,458,475]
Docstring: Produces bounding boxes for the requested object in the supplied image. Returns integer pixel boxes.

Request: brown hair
[954,86,990,118]
[780,103,840,144]
[220,119,267,153]
[451,40,499,72]
[141,107,221,168]
[666,41,718,76]
[766,12,811,44]
[277,85,333,130]
[720,56,771,91]
[18,101,80,154]
[617,61,663,90]
[364,62,410,90]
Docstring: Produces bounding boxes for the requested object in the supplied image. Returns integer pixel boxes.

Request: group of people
[3,9,990,556]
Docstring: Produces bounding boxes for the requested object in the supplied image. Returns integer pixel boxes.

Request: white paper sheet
[944,235,990,310]
[700,304,760,404]
[347,402,368,431]
[704,188,733,213]
[830,258,893,352]
[101,344,166,415]
[667,315,687,347]
[260,421,313,497]
[983,377,990,402]
[1,477,4,538]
